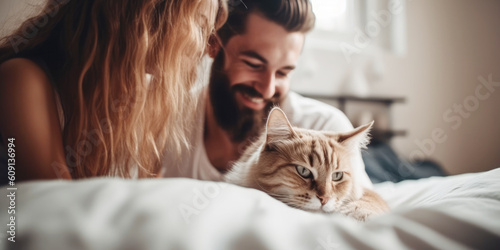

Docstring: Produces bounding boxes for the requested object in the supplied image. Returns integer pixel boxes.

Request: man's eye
[276,71,288,78]
[243,61,262,69]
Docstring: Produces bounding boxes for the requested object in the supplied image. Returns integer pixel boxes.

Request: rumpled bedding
[1,168,499,250]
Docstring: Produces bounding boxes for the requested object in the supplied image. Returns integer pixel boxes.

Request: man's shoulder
[281,92,354,132]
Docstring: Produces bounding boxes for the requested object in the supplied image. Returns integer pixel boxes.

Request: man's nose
[254,73,276,100]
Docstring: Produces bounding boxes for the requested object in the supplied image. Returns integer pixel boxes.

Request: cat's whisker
[274,196,313,208]
[253,181,295,198]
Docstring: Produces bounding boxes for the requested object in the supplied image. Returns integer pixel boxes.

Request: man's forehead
[225,12,305,65]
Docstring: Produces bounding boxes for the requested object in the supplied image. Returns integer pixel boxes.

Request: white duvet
[1,168,500,250]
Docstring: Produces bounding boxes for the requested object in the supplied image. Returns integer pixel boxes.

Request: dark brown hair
[217,0,315,45]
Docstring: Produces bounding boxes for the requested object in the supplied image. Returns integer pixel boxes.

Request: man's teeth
[250,97,264,103]
[243,93,264,103]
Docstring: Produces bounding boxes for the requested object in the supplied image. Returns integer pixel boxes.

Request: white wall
[0,0,42,37]
[371,0,500,174]
[293,1,500,175]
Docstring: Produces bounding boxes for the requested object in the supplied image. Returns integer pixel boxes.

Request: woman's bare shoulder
[0,58,70,180]
[0,57,57,118]
[0,58,52,91]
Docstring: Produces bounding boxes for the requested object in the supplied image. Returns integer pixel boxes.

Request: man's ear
[208,34,222,58]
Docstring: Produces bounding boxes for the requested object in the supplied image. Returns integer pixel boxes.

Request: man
[163,0,373,189]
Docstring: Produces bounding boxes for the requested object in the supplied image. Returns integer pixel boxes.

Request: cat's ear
[337,121,374,149]
[265,107,296,143]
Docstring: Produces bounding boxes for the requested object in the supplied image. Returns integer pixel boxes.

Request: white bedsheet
[1,168,500,250]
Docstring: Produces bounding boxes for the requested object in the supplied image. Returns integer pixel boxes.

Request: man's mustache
[232,84,262,98]
[231,84,280,103]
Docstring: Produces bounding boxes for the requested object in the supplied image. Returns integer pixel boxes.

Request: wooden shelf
[300,94,407,143]
[371,129,407,140]
[302,94,406,105]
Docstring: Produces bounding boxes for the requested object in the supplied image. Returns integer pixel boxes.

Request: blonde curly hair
[0,0,228,178]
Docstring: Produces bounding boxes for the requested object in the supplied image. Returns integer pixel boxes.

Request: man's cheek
[228,72,256,86]
[277,81,291,97]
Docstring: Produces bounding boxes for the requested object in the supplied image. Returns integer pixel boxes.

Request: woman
[0,0,228,182]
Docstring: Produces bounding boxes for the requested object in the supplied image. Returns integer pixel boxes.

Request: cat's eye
[295,165,312,179]
[332,172,344,181]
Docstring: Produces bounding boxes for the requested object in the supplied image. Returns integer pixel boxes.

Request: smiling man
[163,0,373,190]
[207,8,306,150]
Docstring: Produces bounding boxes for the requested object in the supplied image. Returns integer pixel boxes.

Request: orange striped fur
[225,108,389,221]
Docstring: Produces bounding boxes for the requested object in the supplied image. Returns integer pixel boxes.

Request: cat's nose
[317,195,331,205]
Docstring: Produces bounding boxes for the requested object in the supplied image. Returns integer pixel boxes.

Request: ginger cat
[225,107,389,221]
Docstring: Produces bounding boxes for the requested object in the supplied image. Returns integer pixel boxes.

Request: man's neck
[203,98,245,173]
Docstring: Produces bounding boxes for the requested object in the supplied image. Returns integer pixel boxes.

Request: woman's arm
[0,58,71,181]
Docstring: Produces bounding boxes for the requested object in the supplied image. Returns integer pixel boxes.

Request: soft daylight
[0,0,499,249]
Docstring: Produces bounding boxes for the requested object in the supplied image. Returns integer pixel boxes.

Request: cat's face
[243,108,372,213]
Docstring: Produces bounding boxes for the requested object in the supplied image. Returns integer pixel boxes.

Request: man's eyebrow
[241,50,296,70]
[240,51,268,64]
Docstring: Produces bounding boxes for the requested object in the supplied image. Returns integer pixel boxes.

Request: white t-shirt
[162,87,373,189]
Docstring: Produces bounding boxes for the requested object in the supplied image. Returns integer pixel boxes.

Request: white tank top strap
[53,90,65,130]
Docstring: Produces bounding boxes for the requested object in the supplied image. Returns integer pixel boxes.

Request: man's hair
[217,0,315,45]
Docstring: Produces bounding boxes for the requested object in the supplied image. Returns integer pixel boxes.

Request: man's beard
[208,51,281,143]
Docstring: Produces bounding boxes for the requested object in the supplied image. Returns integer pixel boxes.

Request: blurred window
[311,0,353,32]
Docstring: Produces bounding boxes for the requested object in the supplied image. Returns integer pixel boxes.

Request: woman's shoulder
[0,58,59,115]
[0,58,70,181]
[0,57,61,128]
[0,58,53,91]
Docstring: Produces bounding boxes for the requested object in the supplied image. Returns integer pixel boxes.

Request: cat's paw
[345,189,390,221]
[349,207,377,222]
[339,202,385,222]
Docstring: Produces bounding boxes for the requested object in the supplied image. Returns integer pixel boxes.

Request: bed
[2,168,500,249]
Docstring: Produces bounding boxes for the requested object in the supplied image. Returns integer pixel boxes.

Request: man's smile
[242,91,264,104]
[236,90,267,110]
[232,85,268,110]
